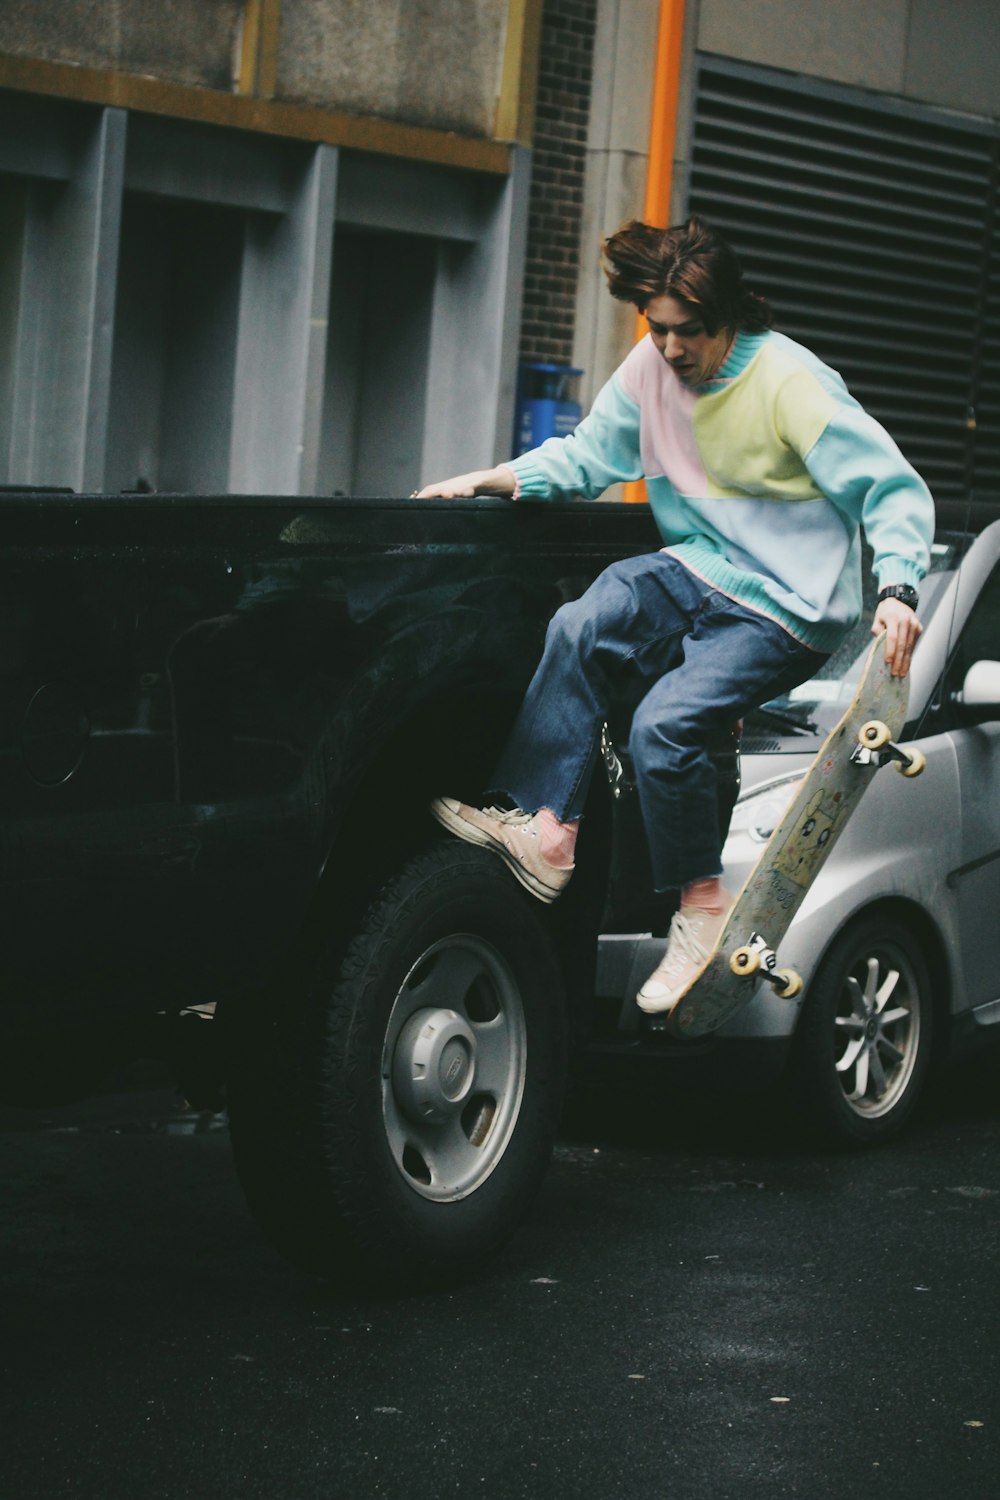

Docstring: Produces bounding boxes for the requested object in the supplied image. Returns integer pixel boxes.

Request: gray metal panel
[0,90,87,182]
[420,144,532,479]
[106,192,244,494]
[686,57,1000,506]
[123,115,305,214]
[229,145,338,495]
[335,154,482,242]
[977,222,1000,492]
[6,105,125,490]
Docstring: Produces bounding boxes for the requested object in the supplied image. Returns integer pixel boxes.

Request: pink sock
[681,876,729,915]
[536,808,578,869]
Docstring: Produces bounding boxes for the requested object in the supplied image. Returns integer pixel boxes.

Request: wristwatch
[878,583,919,610]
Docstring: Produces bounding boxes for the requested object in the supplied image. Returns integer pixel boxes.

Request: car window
[941,557,1000,716]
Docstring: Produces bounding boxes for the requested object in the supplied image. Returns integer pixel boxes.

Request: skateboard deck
[664,632,923,1039]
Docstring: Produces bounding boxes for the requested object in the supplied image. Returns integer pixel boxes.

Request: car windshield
[741,532,970,753]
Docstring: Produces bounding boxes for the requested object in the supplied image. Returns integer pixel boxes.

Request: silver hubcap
[833,944,921,1119]
[382,935,527,1202]
[392,1009,476,1124]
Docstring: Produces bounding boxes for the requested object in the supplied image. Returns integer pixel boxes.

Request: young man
[415,216,933,1015]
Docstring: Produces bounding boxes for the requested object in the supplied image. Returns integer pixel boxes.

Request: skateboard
[662,632,926,1040]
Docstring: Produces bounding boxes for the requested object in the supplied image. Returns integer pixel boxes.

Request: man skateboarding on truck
[415,215,934,1016]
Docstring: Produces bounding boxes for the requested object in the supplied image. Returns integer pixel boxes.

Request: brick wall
[518,0,598,366]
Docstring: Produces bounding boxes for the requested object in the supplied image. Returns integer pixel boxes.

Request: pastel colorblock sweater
[508,330,935,654]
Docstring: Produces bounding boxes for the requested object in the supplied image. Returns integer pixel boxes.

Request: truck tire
[227,841,567,1290]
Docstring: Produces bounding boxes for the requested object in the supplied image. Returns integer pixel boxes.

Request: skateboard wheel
[773,967,802,999]
[730,946,761,978]
[858,719,892,750]
[895,747,926,778]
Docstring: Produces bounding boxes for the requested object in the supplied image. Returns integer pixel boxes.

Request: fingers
[410,466,517,500]
[412,482,476,499]
[873,599,922,678]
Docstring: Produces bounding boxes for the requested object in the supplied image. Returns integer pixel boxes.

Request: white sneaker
[430,797,573,904]
[636,905,731,1014]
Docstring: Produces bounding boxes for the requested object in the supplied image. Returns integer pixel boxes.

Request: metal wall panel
[978,206,1000,500]
[687,58,999,510]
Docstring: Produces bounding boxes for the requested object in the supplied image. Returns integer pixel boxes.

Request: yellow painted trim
[624,0,686,504]
[257,0,281,101]
[0,51,512,175]
[237,0,266,96]
[494,0,543,144]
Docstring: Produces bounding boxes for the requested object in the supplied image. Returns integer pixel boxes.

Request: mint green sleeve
[801,407,935,589]
[507,372,643,500]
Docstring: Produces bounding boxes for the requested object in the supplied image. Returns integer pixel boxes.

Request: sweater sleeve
[773,368,935,589]
[802,408,934,589]
[507,370,643,500]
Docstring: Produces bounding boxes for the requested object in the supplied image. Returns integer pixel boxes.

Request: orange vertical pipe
[624,0,686,502]
[642,0,685,230]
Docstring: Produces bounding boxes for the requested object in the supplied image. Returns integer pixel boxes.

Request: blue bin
[514,362,583,455]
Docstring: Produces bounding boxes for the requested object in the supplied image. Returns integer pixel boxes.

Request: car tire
[788,915,933,1147]
[226,841,567,1290]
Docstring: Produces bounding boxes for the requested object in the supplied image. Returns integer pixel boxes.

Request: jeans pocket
[625,625,687,682]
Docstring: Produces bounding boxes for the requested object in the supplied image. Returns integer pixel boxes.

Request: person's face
[644,293,733,386]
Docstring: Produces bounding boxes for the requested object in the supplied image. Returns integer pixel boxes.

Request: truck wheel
[227,841,567,1289]
[788,915,933,1147]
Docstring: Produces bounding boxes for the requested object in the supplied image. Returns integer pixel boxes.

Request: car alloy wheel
[833,943,922,1121]
[790,915,933,1146]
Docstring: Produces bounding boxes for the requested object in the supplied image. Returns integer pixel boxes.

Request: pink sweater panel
[616,340,709,497]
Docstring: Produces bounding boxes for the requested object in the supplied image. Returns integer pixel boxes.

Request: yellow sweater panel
[692,344,841,502]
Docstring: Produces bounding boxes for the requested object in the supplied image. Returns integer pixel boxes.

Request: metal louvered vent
[687,57,1000,512]
[980,205,1000,502]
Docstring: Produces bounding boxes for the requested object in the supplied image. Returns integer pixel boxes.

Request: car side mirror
[956,659,1000,717]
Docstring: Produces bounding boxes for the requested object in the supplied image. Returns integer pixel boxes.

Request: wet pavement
[1,1060,999,1500]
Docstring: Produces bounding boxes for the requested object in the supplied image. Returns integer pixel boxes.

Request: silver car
[594,518,1000,1146]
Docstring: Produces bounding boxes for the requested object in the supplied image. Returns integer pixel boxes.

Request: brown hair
[601,215,773,335]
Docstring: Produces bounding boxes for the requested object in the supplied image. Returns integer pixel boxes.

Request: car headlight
[727,771,806,844]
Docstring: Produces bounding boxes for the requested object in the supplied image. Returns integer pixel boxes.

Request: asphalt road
[1,1060,998,1500]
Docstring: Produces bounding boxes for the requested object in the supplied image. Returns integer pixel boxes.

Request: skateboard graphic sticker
[771,783,843,890]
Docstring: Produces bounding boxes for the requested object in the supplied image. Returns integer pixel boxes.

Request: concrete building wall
[697,0,1000,121]
[904,0,1000,122]
[0,0,514,138]
[697,0,910,97]
[276,0,509,137]
[0,0,243,92]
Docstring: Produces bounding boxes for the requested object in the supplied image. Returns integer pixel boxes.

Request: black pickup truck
[1,489,741,1288]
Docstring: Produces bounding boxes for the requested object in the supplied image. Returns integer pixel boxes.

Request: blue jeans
[490,552,825,891]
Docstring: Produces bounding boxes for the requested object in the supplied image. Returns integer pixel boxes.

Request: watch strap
[878,583,919,609]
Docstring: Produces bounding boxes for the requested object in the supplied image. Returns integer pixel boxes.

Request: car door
[938,541,1000,1014]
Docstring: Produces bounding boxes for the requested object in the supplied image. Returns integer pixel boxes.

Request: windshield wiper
[750,703,822,737]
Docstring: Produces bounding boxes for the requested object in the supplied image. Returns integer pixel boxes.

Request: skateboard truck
[852,720,926,777]
[729,932,802,999]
